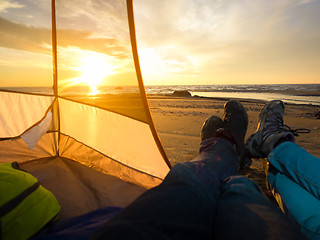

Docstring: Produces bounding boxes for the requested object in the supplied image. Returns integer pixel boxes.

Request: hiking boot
[222,100,248,146]
[200,115,223,141]
[221,100,250,168]
[246,100,295,158]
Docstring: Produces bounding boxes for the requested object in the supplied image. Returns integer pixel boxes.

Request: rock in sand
[172,90,192,97]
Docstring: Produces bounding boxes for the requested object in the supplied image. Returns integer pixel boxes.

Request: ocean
[146,84,320,106]
[2,84,320,106]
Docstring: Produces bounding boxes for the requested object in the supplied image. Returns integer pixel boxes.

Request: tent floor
[21,157,146,219]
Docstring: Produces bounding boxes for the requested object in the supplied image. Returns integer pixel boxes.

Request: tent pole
[51,0,60,156]
[127,0,172,168]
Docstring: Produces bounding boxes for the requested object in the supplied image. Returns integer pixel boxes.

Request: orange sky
[0,0,319,88]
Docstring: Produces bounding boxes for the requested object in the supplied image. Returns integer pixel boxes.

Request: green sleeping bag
[0,162,60,240]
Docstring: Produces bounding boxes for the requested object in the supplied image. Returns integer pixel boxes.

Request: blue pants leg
[213,176,305,240]
[90,138,239,240]
[268,141,320,199]
[267,142,320,239]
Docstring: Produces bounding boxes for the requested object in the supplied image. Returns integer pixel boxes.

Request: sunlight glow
[65,51,115,95]
[80,53,114,95]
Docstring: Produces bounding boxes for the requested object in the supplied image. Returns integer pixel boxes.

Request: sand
[148,95,320,198]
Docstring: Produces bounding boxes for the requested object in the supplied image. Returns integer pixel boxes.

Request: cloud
[133,0,320,84]
[0,17,51,54]
[135,0,318,47]
[0,46,51,69]
[0,1,136,87]
[57,29,129,59]
[296,0,315,5]
[1,0,318,85]
[55,0,129,41]
[0,0,24,12]
[0,17,130,59]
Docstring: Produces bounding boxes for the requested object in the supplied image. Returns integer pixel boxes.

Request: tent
[0,0,171,219]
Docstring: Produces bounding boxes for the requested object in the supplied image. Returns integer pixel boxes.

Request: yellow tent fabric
[0,0,171,218]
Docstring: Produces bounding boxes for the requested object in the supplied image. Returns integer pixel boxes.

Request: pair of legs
[35,100,313,239]
[90,100,306,239]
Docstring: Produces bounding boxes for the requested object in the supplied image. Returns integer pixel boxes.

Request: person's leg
[90,138,239,240]
[246,100,320,239]
[268,142,320,239]
[90,100,247,240]
[246,99,320,197]
[214,101,307,239]
[268,171,320,239]
[268,141,320,199]
[213,176,306,240]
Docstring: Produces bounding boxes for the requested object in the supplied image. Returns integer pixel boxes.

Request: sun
[79,52,114,95]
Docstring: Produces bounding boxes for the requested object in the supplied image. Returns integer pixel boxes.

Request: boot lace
[284,125,311,136]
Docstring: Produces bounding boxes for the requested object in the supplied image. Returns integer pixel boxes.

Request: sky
[0,0,319,88]
[0,0,137,89]
[134,0,320,85]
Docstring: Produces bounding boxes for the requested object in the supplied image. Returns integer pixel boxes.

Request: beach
[149,95,320,198]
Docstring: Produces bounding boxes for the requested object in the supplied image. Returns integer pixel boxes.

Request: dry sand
[149,95,320,198]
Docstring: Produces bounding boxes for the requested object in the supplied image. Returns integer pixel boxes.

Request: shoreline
[191,90,320,96]
[148,93,320,108]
